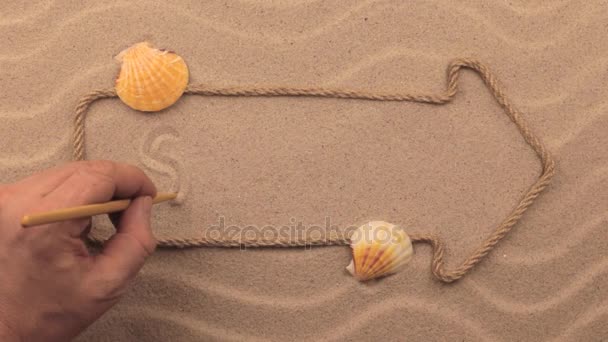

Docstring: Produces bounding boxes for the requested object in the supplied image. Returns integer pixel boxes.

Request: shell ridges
[115,42,189,112]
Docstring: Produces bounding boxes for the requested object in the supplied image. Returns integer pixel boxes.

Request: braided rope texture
[73,58,555,283]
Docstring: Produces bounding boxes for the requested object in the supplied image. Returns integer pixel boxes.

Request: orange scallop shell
[346,221,413,281]
[115,42,189,112]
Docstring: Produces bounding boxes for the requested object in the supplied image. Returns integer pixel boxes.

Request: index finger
[83,160,157,199]
[38,160,157,210]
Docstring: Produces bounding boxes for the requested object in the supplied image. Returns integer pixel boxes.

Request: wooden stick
[21,192,177,227]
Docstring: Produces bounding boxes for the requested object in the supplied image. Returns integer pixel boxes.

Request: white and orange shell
[346,221,413,281]
[114,42,189,112]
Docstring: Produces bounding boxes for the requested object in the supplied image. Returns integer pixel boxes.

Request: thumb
[92,196,156,287]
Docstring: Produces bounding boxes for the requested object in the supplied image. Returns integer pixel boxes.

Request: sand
[2,0,607,341]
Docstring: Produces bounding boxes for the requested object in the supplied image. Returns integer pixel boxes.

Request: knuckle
[132,231,157,257]
[142,235,158,255]
[73,160,116,191]
[89,274,127,302]
[0,184,14,206]
[81,160,116,176]
[0,184,7,201]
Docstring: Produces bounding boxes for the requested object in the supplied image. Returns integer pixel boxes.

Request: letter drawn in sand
[140,125,188,205]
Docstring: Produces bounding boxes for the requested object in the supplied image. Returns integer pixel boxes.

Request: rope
[73,58,555,283]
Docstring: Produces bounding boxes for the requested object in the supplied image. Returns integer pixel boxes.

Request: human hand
[0,160,157,341]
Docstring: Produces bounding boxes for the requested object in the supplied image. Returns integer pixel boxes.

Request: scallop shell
[115,42,189,112]
[346,221,413,281]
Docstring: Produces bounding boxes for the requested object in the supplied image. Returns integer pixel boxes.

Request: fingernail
[141,196,153,217]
